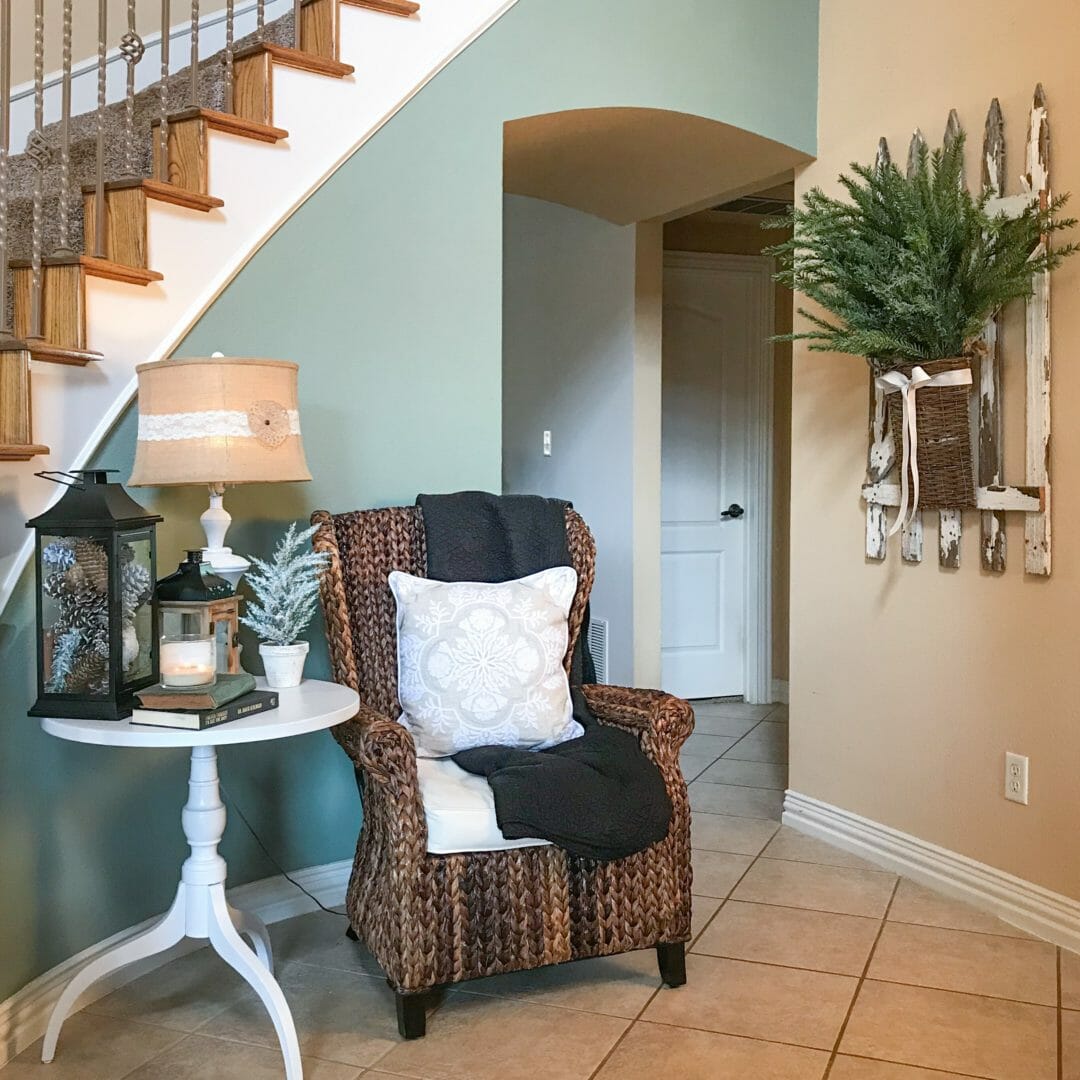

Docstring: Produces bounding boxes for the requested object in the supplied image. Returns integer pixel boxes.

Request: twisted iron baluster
[257,0,265,42]
[121,0,145,177]
[223,0,235,114]
[0,0,14,341]
[93,0,107,257]
[52,0,75,257]
[189,0,200,109]
[28,0,48,337]
[158,0,170,181]
[294,0,302,50]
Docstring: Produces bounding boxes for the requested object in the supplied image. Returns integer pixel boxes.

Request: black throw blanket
[416,491,671,861]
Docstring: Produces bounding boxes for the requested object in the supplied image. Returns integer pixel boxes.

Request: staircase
[0,0,514,612]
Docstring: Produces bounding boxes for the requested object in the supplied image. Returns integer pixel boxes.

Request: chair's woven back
[312,505,596,719]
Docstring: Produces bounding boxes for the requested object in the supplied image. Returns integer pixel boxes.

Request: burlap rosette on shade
[874,355,976,529]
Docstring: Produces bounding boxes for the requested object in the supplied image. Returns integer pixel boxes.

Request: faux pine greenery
[765,132,1077,365]
[240,522,329,646]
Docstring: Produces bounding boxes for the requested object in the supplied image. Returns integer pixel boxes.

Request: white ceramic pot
[259,641,309,689]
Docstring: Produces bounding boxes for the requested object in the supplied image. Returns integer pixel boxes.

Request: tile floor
[4,698,1076,1079]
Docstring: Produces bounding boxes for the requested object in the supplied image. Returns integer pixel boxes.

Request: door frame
[662,250,775,704]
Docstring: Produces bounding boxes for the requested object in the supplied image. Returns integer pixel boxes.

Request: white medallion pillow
[388,566,583,758]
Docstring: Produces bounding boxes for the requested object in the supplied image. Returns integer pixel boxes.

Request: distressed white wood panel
[862,483,1042,514]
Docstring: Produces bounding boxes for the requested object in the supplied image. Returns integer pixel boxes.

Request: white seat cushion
[416,756,551,854]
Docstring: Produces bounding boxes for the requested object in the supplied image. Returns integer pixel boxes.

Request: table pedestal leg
[42,745,303,1080]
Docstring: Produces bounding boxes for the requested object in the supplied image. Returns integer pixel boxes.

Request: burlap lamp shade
[129,357,312,586]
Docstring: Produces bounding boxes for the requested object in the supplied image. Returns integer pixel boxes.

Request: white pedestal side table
[39,677,359,1080]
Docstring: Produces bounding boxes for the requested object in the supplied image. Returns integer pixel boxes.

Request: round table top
[40,678,359,749]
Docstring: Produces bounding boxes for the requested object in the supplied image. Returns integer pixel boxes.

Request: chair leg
[657,942,686,988]
[395,991,426,1039]
[345,924,359,941]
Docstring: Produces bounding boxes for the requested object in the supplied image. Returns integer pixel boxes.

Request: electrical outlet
[1004,752,1029,805]
[542,430,552,457]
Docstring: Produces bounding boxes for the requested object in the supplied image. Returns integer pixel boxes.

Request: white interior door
[661,254,767,699]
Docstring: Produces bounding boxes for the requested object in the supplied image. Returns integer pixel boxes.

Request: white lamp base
[201,487,250,589]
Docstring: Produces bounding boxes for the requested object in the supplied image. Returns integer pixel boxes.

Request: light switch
[543,430,552,456]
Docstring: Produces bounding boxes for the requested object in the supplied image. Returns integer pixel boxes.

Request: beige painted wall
[10,0,230,85]
[664,212,793,681]
[791,0,1080,899]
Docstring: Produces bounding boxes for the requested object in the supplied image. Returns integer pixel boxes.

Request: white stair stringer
[1,0,516,615]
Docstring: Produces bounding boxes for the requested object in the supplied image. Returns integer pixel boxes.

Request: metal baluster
[189,0,200,109]
[294,0,302,50]
[223,0,235,115]
[93,0,107,257]
[53,0,75,257]
[0,0,15,342]
[257,0,265,42]
[28,0,48,337]
[121,1,145,176]
[158,0,170,181]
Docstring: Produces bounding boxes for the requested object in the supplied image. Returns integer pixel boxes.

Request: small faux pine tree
[240,522,329,647]
[764,131,1077,366]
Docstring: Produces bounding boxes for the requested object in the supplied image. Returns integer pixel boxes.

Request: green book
[136,672,257,712]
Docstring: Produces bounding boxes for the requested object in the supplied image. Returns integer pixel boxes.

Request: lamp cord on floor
[219,783,347,921]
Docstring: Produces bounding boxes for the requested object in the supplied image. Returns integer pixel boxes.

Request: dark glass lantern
[156,550,242,675]
[27,470,163,720]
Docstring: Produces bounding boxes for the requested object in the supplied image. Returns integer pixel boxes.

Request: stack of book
[132,674,278,730]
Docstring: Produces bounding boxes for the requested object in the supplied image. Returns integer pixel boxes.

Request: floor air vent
[587,618,610,684]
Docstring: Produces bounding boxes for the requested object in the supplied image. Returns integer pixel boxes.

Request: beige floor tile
[270,910,383,977]
[732,858,897,918]
[375,993,629,1080]
[592,1019,829,1079]
[692,850,753,898]
[1063,947,1080,1010]
[3,1012,184,1079]
[1064,1008,1080,1080]
[761,827,881,871]
[830,1057,979,1079]
[85,946,245,1032]
[689,781,784,820]
[868,921,1058,1005]
[698,759,788,789]
[887,879,1034,939]
[693,900,881,976]
[691,811,779,856]
[840,979,1057,1080]
[122,1034,361,1079]
[454,948,660,1018]
[198,962,399,1068]
[689,713,761,738]
[690,895,723,941]
[682,732,738,758]
[641,953,857,1050]
[690,700,774,721]
[723,721,788,763]
[681,753,720,782]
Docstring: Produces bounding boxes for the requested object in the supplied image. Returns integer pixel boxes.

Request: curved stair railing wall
[0,0,516,614]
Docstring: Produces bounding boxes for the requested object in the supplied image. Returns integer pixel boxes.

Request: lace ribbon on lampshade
[136,408,301,443]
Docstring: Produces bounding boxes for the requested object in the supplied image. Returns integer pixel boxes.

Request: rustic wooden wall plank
[979,98,1007,572]
[1024,85,1052,575]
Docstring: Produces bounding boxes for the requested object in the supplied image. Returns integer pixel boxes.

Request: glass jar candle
[159,634,217,689]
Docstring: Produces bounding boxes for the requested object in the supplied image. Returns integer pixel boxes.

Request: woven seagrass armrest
[581,684,694,758]
[332,702,421,790]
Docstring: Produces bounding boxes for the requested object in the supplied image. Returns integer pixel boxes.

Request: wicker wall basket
[880,356,976,511]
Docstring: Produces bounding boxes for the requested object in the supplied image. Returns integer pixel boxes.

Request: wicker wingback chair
[311,505,694,1038]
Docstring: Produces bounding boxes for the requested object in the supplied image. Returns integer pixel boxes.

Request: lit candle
[160,635,216,688]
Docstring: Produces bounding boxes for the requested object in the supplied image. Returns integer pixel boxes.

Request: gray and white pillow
[388,567,582,758]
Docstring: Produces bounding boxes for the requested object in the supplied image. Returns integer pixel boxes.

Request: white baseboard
[770,678,789,705]
[0,859,351,1070]
[784,791,1080,952]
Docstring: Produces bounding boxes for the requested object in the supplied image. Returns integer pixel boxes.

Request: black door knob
[721,503,745,520]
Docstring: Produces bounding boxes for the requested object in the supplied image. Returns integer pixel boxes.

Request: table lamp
[128,355,313,587]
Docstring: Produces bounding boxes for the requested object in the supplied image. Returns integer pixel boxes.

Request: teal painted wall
[0,0,818,1002]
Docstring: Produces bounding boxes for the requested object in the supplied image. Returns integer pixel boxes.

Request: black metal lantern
[27,470,163,720]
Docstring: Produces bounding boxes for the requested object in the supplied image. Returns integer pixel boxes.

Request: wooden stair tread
[234,42,355,78]
[0,443,50,460]
[80,178,224,212]
[156,108,289,144]
[343,0,419,15]
[10,254,162,286]
[30,343,104,366]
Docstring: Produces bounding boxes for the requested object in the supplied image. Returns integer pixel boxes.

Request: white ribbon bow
[875,364,972,536]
